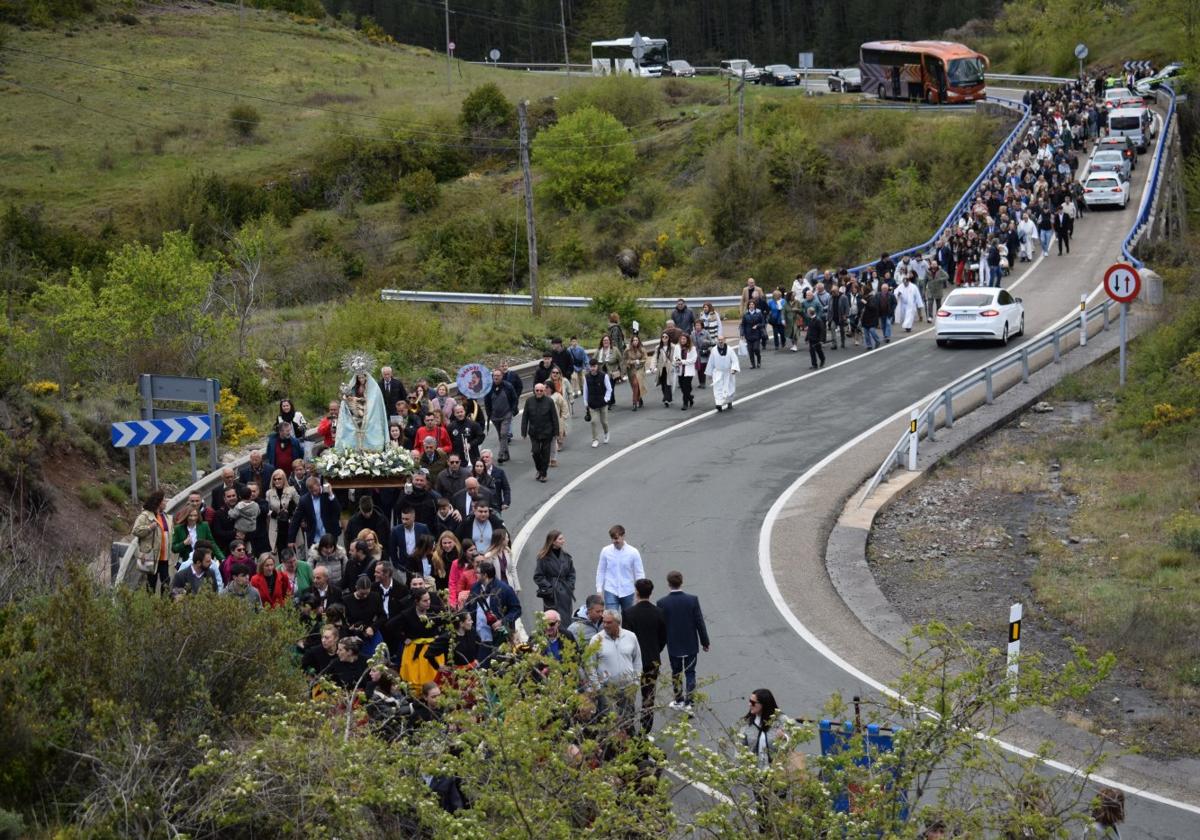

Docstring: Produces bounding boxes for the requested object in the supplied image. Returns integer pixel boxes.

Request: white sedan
[935,287,1025,347]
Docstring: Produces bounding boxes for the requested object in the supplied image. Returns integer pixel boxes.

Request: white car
[1082,171,1129,209]
[935,287,1025,347]
[720,59,762,81]
[1088,149,1132,181]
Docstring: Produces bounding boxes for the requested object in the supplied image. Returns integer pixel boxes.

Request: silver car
[827,68,863,92]
[1082,171,1129,209]
[1088,149,1132,182]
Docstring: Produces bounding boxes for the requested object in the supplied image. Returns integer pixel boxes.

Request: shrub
[77,485,103,509]
[100,482,126,505]
[397,168,439,212]
[1168,511,1200,556]
[228,103,262,140]
[418,208,527,293]
[215,387,259,446]
[459,83,517,157]
[310,295,453,379]
[558,74,662,128]
[247,0,324,15]
[702,136,771,251]
[532,106,635,211]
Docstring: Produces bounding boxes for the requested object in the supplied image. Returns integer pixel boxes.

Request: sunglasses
[748,697,761,705]
[546,620,559,626]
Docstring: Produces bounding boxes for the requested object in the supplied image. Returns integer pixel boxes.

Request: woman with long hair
[650,331,679,408]
[250,552,293,608]
[428,382,457,421]
[482,527,513,584]
[676,333,698,411]
[429,531,458,592]
[624,336,647,410]
[132,489,172,595]
[447,538,479,609]
[740,688,788,769]
[596,334,624,407]
[277,397,308,440]
[265,468,299,552]
[171,504,223,568]
[532,530,575,619]
[548,370,570,467]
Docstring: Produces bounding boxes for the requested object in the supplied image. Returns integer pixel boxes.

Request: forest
[318,0,1000,67]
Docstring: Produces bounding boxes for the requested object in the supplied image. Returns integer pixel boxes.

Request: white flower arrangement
[316,447,415,479]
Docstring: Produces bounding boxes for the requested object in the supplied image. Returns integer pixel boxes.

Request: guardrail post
[1102,299,1111,329]
[1052,331,1061,363]
[1079,294,1088,346]
[985,368,994,404]
[943,391,954,428]
[1021,348,1030,383]
[907,411,918,471]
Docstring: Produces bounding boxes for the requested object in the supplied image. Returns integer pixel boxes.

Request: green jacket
[171,521,225,561]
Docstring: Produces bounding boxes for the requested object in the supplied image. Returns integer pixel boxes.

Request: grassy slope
[0,7,578,228]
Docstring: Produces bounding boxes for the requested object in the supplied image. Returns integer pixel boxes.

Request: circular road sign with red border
[1104,263,1141,304]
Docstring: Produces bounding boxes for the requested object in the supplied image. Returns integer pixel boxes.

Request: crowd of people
[125,74,1143,829]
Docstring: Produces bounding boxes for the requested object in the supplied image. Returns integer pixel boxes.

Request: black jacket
[622,600,668,668]
[290,491,343,547]
[521,395,559,440]
[380,377,408,416]
[344,510,391,554]
[485,379,518,420]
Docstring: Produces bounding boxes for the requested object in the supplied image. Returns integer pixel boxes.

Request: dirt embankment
[869,399,1199,760]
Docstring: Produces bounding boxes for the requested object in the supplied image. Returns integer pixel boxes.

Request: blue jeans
[604,591,635,613]
[988,264,1002,287]
[669,653,698,703]
[1038,229,1053,255]
[882,317,892,341]
[863,326,880,349]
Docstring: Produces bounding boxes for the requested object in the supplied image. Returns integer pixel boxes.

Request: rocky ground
[869,399,1191,759]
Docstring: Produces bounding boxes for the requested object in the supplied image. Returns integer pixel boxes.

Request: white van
[1107,107,1153,153]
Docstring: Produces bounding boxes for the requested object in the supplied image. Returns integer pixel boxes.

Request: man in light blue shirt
[596,524,644,614]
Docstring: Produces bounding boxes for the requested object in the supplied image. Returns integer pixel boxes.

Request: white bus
[590,36,669,77]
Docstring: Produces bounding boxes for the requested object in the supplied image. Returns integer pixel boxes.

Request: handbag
[135,550,157,573]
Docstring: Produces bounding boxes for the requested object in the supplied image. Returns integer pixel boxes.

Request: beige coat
[131,509,167,568]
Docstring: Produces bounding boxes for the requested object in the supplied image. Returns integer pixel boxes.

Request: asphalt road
[490,107,1196,834]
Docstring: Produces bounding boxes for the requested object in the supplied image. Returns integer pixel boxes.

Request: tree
[29,230,224,381]
[213,215,279,357]
[702,135,771,254]
[532,106,636,211]
[459,83,518,159]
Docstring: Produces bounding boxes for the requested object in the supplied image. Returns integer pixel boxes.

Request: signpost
[798,51,814,93]
[630,31,646,75]
[1007,602,1023,699]
[1074,43,1088,81]
[133,374,221,498]
[1103,262,1141,387]
[111,415,214,502]
[489,48,501,64]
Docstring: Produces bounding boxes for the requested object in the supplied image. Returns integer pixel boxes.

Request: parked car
[720,59,761,81]
[1134,62,1184,96]
[1103,86,1137,106]
[935,287,1025,347]
[759,64,799,86]
[827,68,862,92]
[1081,171,1129,210]
[1093,135,1137,169]
[665,60,696,78]
[1088,148,1132,181]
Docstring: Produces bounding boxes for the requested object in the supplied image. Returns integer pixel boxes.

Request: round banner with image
[456,363,492,399]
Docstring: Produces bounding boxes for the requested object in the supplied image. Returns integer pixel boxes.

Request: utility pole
[517,101,541,316]
[559,0,570,79]
[444,0,452,91]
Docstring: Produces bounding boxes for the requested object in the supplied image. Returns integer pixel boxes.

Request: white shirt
[591,627,642,687]
[596,543,644,598]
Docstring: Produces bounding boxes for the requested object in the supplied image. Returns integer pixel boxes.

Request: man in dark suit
[1053,205,1074,256]
[238,450,270,490]
[389,507,431,573]
[622,578,668,734]
[343,495,391,555]
[309,565,343,616]
[479,449,511,511]
[211,467,248,511]
[656,570,710,711]
[379,366,408,419]
[450,477,495,519]
[289,476,343,549]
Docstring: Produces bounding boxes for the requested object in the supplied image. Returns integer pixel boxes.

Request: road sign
[1104,262,1141,303]
[489,48,500,62]
[111,415,212,448]
[448,41,455,52]
[797,52,814,69]
[630,31,645,61]
[1074,43,1088,60]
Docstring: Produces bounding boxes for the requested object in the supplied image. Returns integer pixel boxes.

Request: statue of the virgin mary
[334,351,389,452]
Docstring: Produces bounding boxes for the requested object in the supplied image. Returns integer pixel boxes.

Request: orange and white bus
[859,40,988,104]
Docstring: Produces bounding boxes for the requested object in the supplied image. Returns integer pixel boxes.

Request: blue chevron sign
[110,415,212,448]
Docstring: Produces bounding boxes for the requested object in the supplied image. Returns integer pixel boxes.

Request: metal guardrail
[859,297,1117,506]
[379,290,742,309]
[1122,82,1177,267]
[986,73,1074,85]
[861,84,1179,503]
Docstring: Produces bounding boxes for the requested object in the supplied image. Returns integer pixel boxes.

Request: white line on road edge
[756,284,1200,816]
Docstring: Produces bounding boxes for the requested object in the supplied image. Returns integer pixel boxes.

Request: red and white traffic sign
[1104,263,1141,304]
